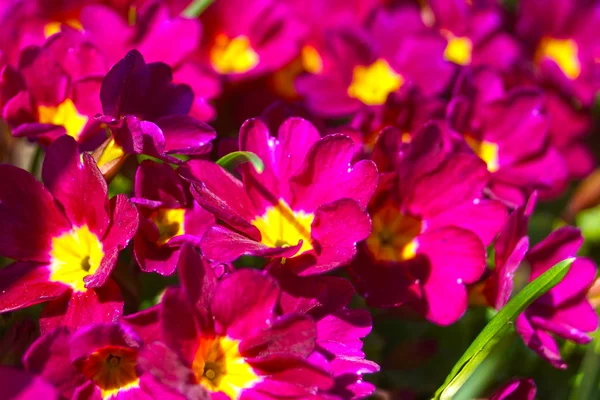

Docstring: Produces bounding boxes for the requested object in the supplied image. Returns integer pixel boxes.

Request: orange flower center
[192,336,260,399]
[367,204,422,262]
[149,208,186,246]
[76,346,139,400]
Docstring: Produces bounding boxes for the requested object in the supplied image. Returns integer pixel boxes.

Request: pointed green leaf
[434,257,575,400]
[216,151,265,174]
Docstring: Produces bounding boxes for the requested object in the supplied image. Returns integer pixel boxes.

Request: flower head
[0,136,138,332]
[185,117,377,275]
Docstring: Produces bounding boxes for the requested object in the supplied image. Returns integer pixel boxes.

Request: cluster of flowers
[0,0,598,398]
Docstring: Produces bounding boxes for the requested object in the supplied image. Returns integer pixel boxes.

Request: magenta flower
[0,136,138,332]
[517,0,600,106]
[132,161,215,276]
[271,265,379,398]
[349,123,507,325]
[140,245,333,398]
[183,117,377,275]
[490,378,536,400]
[80,2,220,121]
[0,365,59,400]
[427,0,521,70]
[24,323,169,400]
[1,29,107,148]
[296,5,455,117]
[516,226,599,369]
[199,0,305,79]
[94,50,216,176]
[448,68,568,206]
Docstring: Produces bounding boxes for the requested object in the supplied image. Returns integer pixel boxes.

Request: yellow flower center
[535,37,581,80]
[367,204,421,262]
[347,59,404,106]
[49,225,104,293]
[43,19,83,38]
[443,34,473,66]
[465,136,500,173]
[192,336,260,399]
[210,34,259,75]
[251,200,314,256]
[301,45,323,74]
[77,346,140,400]
[149,208,186,246]
[38,98,88,141]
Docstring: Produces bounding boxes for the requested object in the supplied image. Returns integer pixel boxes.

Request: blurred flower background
[0,0,599,399]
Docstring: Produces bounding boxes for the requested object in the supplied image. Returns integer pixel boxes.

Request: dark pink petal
[416,227,486,325]
[135,161,187,207]
[100,49,149,117]
[0,366,59,400]
[317,309,373,357]
[157,115,216,155]
[516,314,566,369]
[490,378,536,400]
[24,328,86,399]
[241,314,316,358]
[249,355,333,392]
[527,227,583,280]
[184,160,259,238]
[540,299,599,340]
[134,236,181,276]
[137,6,200,66]
[39,279,123,334]
[291,134,378,211]
[42,137,110,236]
[274,118,322,192]
[239,118,281,212]
[303,199,371,275]
[0,262,66,313]
[487,236,529,309]
[0,165,70,262]
[69,323,141,363]
[406,153,490,218]
[137,342,208,400]
[212,269,279,339]
[161,288,200,366]
[178,245,216,332]
[548,258,597,305]
[122,305,163,344]
[427,199,507,246]
[101,194,139,252]
[200,225,302,263]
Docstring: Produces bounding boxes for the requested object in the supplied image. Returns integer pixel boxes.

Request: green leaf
[433,257,575,400]
[216,151,265,174]
[182,0,214,18]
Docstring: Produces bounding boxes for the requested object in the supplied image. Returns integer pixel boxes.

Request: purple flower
[516,227,599,369]
[94,50,216,177]
[132,161,215,276]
